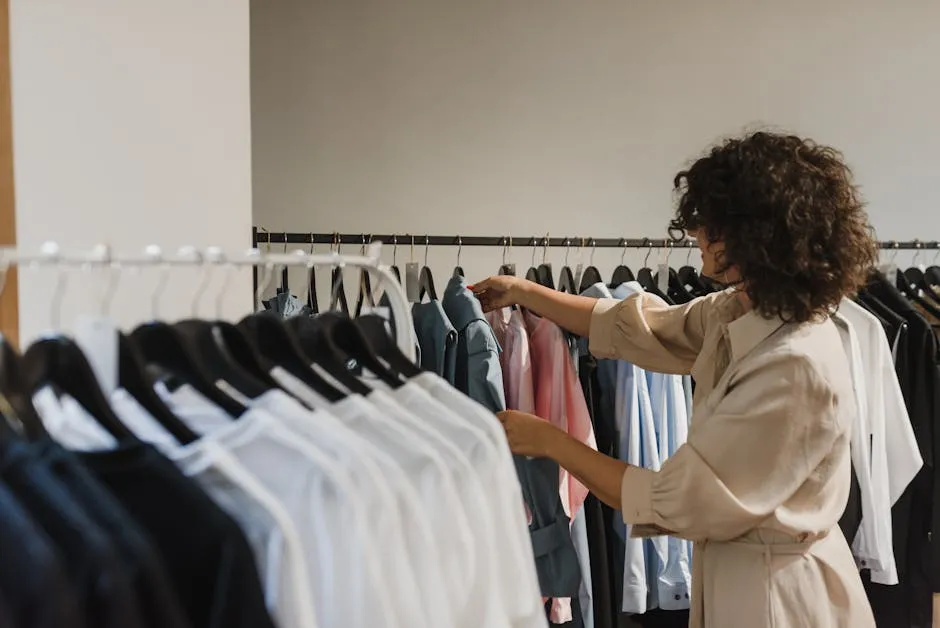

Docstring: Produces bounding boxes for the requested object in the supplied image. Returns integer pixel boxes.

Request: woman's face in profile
[691,230,738,284]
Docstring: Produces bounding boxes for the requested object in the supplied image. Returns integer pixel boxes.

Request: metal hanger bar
[251,230,940,251]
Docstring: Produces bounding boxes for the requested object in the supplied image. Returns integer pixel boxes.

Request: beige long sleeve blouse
[589,289,876,628]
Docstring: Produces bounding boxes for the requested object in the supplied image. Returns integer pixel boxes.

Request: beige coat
[589,289,876,628]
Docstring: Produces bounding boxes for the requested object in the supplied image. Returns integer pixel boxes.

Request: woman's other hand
[496,410,563,457]
[469,276,527,313]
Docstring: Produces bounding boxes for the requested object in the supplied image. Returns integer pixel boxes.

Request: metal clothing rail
[252,229,940,251]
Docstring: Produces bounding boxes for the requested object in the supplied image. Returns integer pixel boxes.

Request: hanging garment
[0,438,147,628]
[412,300,458,383]
[488,306,582,622]
[75,441,276,628]
[835,299,923,585]
[412,371,549,628]
[590,290,875,628]
[328,392,486,628]
[614,283,692,612]
[442,274,507,413]
[0,478,83,628]
[155,387,405,628]
[527,310,598,624]
[31,439,192,628]
[864,276,938,627]
[39,384,319,628]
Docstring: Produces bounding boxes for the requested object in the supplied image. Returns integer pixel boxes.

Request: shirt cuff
[621,465,656,525]
[589,298,623,359]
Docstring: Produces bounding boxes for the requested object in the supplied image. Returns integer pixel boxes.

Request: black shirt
[33,439,192,628]
[0,478,82,628]
[0,438,145,628]
[77,442,275,628]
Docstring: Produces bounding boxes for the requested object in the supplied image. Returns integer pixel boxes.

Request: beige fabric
[590,290,875,628]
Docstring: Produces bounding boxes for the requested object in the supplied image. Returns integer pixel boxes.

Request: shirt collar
[725,309,786,361]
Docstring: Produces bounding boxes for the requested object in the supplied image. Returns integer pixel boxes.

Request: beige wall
[252,0,940,288]
[11,0,254,342]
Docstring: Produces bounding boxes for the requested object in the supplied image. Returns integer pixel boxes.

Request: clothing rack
[252,229,940,251]
[0,241,417,361]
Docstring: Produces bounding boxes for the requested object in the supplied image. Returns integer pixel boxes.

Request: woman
[472,131,878,627]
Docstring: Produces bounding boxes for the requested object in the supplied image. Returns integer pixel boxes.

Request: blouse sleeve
[588,291,724,375]
[619,353,842,542]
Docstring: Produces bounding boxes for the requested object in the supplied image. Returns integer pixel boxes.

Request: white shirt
[329,392,485,628]
[837,298,923,585]
[249,388,441,628]
[411,373,548,628]
[160,387,397,628]
[108,389,319,628]
[392,379,546,627]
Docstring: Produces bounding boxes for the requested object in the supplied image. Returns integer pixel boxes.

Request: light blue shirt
[612,282,691,612]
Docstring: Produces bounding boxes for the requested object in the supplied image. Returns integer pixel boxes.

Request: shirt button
[674,594,681,601]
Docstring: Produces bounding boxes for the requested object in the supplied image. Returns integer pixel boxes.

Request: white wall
[251,0,940,293]
[10,0,254,344]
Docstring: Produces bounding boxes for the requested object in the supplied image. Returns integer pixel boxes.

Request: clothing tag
[405,262,420,302]
[657,263,670,293]
[73,316,119,395]
[215,379,252,407]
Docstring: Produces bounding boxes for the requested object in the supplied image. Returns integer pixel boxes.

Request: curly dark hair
[669,131,878,323]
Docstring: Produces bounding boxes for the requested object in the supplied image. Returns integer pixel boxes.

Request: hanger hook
[620,238,627,264]
[542,233,550,264]
[203,247,233,319]
[410,235,415,262]
[913,241,922,267]
[889,241,899,264]
[40,242,66,330]
[456,235,463,267]
[564,238,571,266]
[664,239,673,267]
[180,247,210,317]
[101,259,121,319]
[590,238,596,266]
[392,235,398,265]
[502,234,512,265]
[424,235,430,267]
[643,239,653,268]
[255,248,277,309]
[932,242,940,264]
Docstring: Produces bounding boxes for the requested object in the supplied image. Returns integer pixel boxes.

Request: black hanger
[678,266,709,297]
[499,237,517,277]
[418,266,438,301]
[417,237,438,301]
[117,332,199,445]
[331,266,350,314]
[0,337,47,440]
[926,265,940,290]
[130,322,246,416]
[238,313,346,402]
[557,265,576,293]
[311,312,405,389]
[172,320,274,399]
[895,267,940,317]
[578,266,603,293]
[661,267,696,304]
[22,337,136,441]
[355,315,423,378]
[305,237,320,315]
[287,317,374,395]
[452,236,465,278]
[609,239,635,288]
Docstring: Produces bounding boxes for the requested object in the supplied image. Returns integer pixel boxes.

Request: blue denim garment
[411,301,457,384]
[441,275,506,413]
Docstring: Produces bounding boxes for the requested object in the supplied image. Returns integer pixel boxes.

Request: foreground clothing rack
[252,229,940,251]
